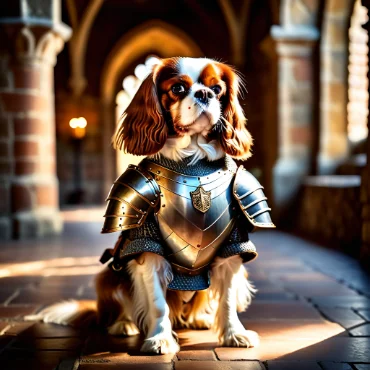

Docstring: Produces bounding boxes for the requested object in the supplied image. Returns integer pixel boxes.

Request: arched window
[115,56,160,175]
[348,0,369,143]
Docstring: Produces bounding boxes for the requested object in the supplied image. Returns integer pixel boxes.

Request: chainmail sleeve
[118,215,165,260]
[218,217,258,263]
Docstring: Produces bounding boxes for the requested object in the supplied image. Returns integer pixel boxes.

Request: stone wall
[298,175,362,257]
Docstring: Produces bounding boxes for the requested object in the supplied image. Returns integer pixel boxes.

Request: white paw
[108,320,139,336]
[141,333,180,354]
[221,329,259,348]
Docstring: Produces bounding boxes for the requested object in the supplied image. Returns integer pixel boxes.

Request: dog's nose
[194,89,214,104]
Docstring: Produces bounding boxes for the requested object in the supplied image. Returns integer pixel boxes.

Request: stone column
[271,25,319,219]
[360,0,370,270]
[318,0,354,174]
[0,1,71,239]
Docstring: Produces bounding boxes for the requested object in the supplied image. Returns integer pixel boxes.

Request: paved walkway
[0,208,369,369]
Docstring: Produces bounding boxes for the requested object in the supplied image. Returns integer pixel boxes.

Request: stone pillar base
[13,210,63,239]
[273,157,309,222]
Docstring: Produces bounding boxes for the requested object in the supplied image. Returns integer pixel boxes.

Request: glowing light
[69,117,87,138]
[348,0,369,142]
[134,64,149,80]
[122,75,138,96]
[145,56,160,69]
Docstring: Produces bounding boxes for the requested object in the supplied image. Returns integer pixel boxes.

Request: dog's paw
[141,333,180,354]
[108,320,139,336]
[221,329,259,348]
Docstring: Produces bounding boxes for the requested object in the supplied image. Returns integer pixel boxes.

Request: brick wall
[0,25,66,238]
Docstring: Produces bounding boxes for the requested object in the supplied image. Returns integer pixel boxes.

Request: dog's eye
[171,84,185,94]
[211,85,222,95]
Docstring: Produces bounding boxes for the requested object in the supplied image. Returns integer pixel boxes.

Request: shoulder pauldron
[233,166,275,231]
[101,165,160,233]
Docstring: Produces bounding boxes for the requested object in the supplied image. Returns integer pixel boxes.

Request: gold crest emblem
[190,186,211,213]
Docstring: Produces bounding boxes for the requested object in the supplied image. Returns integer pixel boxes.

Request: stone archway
[100,20,202,196]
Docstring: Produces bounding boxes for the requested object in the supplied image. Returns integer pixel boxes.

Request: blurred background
[0,0,369,269]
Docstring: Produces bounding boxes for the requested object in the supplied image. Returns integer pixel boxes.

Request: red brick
[11,337,83,351]
[11,184,33,211]
[0,92,48,113]
[15,160,38,175]
[12,64,41,90]
[14,140,39,156]
[291,126,312,144]
[36,184,57,207]
[292,57,313,81]
[14,117,46,136]
[177,350,216,361]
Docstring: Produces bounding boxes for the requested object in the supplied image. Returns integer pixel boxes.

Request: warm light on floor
[0,256,102,277]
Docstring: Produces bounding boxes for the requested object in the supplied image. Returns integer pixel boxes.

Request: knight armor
[101,155,275,290]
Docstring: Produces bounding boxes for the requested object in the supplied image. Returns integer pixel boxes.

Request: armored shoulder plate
[101,165,160,233]
[233,166,275,231]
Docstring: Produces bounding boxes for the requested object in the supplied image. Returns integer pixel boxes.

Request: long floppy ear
[113,72,167,156]
[218,65,253,160]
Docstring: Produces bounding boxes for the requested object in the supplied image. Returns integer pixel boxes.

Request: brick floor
[0,210,369,369]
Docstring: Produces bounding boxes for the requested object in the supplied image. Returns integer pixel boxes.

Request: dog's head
[114,57,252,160]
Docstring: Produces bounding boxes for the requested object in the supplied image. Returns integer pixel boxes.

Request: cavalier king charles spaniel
[27,57,267,355]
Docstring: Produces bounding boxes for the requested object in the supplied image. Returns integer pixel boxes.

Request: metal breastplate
[141,161,237,275]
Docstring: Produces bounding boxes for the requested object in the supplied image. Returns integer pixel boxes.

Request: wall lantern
[69,117,87,139]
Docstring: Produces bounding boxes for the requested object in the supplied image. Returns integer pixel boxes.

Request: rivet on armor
[197,244,201,248]
[151,201,154,205]
[157,170,160,174]
[183,180,187,183]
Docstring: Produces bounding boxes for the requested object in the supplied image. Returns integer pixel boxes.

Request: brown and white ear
[113,72,167,156]
[218,66,253,160]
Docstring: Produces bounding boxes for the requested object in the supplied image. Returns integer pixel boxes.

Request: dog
[27,57,274,354]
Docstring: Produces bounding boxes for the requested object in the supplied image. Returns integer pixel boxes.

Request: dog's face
[114,57,252,160]
[158,58,224,137]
